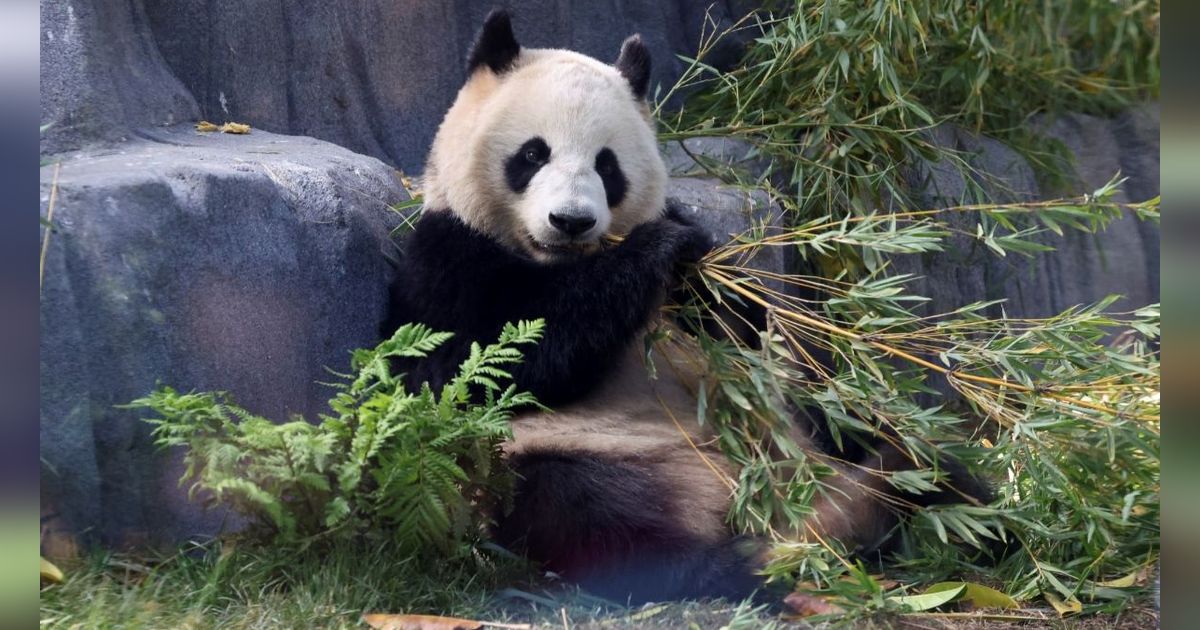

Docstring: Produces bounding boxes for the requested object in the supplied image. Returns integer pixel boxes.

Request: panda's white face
[489,58,658,259]
[422,21,666,262]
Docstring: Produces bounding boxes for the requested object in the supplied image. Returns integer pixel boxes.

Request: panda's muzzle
[548,211,597,238]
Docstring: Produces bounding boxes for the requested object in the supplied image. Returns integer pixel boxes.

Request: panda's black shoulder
[383,210,517,335]
[404,210,515,268]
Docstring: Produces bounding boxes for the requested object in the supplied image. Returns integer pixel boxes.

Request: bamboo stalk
[698,265,1156,422]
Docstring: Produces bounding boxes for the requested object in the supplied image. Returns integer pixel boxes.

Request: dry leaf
[219,122,252,134]
[1097,564,1154,588]
[783,591,843,617]
[398,171,420,195]
[1097,571,1138,588]
[195,121,220,132]
[40,557,63,583]
[361,614,482,630]
[1043,592,1082,617]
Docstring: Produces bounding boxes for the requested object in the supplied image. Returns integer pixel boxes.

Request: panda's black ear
[615,35,652,99]
[468,9,521,75]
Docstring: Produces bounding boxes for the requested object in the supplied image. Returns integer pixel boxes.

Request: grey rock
[662,137,772,179]
[40,0,758,170]
[667,176,790,309]
[40,0,199,155]
[893,107,1159,321]
[668,176,780,241]
[39,126,405,547]
[139,1,759,173]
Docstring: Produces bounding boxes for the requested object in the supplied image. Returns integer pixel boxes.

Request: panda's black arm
[394,211,707,406]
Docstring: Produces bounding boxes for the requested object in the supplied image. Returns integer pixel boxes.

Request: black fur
[383,207,713,407]
[504,137,551,194]
[495,450,765,603]
[615,35,652,99]
[468,9,520,75]
[594,148,628,207]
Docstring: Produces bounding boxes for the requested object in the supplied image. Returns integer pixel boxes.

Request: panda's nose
[548,212,597,238]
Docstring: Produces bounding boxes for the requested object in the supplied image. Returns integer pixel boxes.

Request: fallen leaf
[398,171,422,197]
[1097,564,1155,588]
[623,604,669,623]
[219,122,252,134]
[40,557,63,583]
[195,121,220,132]
[1043,592,1082,617]
[361,614,482,630]
[888,584,965,612]
[924,581,1018,609]
[783,591,843,617]
[1097,571,1138,588]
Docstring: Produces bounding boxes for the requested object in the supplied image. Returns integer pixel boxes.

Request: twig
[700,265,1154,421]
[39,161,61,290]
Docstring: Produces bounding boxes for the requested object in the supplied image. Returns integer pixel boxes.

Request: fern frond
[134,319,541,554]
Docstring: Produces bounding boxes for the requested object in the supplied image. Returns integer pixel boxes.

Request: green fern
[127,319,545,556]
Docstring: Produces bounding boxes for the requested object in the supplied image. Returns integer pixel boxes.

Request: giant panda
[384,9,993,603]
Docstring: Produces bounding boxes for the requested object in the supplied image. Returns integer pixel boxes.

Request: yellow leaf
[1043,592,1082,617]
[219,122,252,134]
[40,556,63,583]
[623,604,670,623]
[925,581,1019,609]
[1097,566,1152,588]
[194,120,220,132]
[361,614,483,630]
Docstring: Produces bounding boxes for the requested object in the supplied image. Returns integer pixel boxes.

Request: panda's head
[422,10,667,261]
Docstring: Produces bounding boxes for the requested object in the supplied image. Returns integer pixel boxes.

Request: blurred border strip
[7,0,40,625]
[1161,1,1192,627]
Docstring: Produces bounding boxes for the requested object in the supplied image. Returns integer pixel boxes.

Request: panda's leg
[804,442,1002,558]
[494,450,763,603]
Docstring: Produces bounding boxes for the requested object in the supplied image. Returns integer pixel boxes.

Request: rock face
[40,126,406,547]
[892,106,1160,320]
[666,109,1161,320]
[139,1,758,174]
[40,0,199,155]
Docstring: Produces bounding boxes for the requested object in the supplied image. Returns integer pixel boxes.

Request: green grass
[42,544,507,629]
[40,544,784,629]
[40,544,1157,629]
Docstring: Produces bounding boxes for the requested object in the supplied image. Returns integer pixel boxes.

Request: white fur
[423,48,667,259]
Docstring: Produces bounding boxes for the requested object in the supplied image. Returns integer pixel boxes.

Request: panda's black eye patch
[595,148,628,207]
[505,137,551,193]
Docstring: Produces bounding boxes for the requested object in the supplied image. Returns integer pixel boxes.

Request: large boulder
[39,126,405,548]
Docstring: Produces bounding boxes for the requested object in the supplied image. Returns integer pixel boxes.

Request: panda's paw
[662,205,716,264]
[623,211,714,274]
